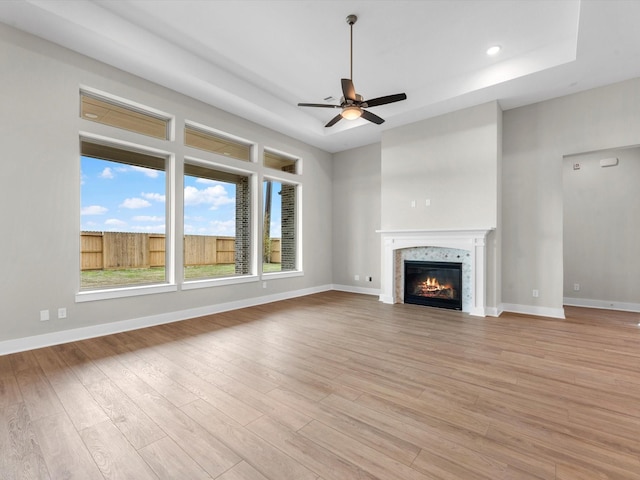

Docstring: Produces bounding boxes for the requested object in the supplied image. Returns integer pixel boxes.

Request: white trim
[4,285,333,355]
[182,274,259,291]
[76,283,178,303]
[563,297,640,313]
[485,305,502,317]
[332,284,380,296]
[501,303,566,319]
[262,270,304,280]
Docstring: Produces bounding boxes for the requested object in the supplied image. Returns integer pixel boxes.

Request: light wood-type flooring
[2,291,640,479]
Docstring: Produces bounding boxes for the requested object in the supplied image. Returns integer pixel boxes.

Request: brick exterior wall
[234,176,250,274]
[280,181,296,271]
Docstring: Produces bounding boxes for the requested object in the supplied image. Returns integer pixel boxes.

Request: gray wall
[332,143,381,290]
[0,24,333,344]
[502,77,640,313]
[563,146,640,306]
[380,101,500,231]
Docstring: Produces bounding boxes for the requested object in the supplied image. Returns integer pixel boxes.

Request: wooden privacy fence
[81,232,281,270]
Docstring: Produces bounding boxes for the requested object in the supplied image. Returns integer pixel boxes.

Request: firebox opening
[404,260,462,310]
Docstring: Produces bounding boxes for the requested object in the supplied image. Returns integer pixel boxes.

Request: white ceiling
[2,0,640,153]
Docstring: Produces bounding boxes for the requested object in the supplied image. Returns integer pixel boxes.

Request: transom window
[185,124,252,162]
[80,92,171,140]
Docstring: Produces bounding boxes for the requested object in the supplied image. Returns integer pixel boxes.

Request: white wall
[380,101,500,231]
[563,146,640,309]
[0,24,333,348]
[502,77,640,315]
[332,143,381,292]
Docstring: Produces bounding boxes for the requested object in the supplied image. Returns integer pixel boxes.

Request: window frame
[76,132,177,302]
[80,86,174,141]
[261,173,303,279]
[181,156,259,290]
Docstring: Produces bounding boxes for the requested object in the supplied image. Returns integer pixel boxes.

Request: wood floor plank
[181,398,318,480]
[32,412,103,480]
[216,460,271,480]
[298,419,432,480]
[10,352,65,422]
[131,391,241,478]
[0,375,22,408]
[247,415,380,480]
[80,419,159,480]
[32,347,109,431]
[84,377,166,450]
[139,436,213,480]
[0,403,50,480]
[268,386,421,466]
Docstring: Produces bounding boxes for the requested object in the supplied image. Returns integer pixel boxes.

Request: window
[263,178,298,273]
[264,149,299,174]
[80,141,169,290]
[185,124,252,162]
[80,92,171,140]
[183,161,252,281]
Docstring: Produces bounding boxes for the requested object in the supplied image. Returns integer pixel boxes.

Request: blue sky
[81,156,281,237]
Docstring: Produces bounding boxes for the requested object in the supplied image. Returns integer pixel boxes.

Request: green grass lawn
[81,263,283,289]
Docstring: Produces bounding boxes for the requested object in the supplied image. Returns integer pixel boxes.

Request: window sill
[76,283,178,303]
[261,270,304,280]
[181,274,259,291]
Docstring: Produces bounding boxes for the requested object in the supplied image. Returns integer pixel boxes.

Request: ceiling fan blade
[325,114,343,127]
[364,93,407,108]
[341,78,357,102]
[361,109,385,125]
[298,103,341,108]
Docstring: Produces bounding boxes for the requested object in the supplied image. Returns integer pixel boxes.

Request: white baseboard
[501,303,566,319]
[563,297,640,313]
[332,284,381,296]
[0,284,333,355]
[484,305,503,317]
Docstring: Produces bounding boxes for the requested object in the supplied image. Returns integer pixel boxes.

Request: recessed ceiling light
[486,45,501,56]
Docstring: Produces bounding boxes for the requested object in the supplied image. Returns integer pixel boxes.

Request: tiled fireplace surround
[378,229,493,317]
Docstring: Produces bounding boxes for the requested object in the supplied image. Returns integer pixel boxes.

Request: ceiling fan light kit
[298,14,407,127]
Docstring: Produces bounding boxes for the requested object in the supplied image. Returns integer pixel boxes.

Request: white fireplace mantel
[377,228,494,316]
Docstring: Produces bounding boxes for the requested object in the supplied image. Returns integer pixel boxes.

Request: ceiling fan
[298,14,407,128]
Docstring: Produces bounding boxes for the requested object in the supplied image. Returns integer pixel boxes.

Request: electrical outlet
[262,282,267,289]
[40,310,49,322]
[425,199,431,206]
[573,283,580,291]
[354,275,360,281]
[410,200,416,208]
[58,307,67,319]
[532,289,539,298]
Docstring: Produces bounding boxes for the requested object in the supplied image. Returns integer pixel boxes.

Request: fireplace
[404,260,463,310]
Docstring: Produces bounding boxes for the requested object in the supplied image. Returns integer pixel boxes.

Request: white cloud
[132,215,164,222]
[100,167,114,179]
[104,218,127,227]
[120,197,151,209]
[81,205,108,215]
[209,219,235,235]
[195,178,216,184]
[141,192,166,203]
[131,224,166,233]
[131,165,160,178]
[184,185,235,209]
